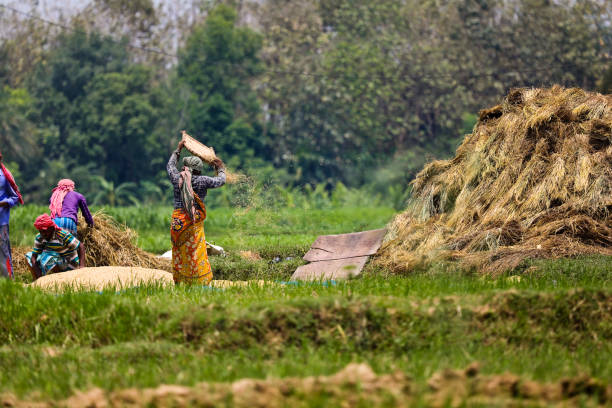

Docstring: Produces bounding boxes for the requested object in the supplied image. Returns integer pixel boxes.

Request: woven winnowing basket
[182,132,218,163]
[181,132,244,183]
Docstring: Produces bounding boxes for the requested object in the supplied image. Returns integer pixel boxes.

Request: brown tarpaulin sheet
[292,229,386,281]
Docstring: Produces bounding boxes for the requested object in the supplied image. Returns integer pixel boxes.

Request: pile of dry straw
[76,212,170,270]
[377,86,611,274]
[12,212,170,277]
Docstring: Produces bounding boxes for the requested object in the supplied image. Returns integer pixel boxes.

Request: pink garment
[49,179,75,218]
[0,163,23,205]
[34,214,58,231]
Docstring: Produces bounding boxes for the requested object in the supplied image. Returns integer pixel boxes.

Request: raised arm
[167,145,182,186]
[193,167,226,191]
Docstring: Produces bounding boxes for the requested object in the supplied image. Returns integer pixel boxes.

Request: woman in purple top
[49,179,94,235]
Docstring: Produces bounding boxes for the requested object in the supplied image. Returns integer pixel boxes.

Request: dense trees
[20,31,170,201]
[257,0,611,185]
[0,0,609,204]
[178,5,265,169]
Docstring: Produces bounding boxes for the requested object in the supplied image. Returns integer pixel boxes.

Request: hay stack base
[30,266,173,292]
[378,86,612,274]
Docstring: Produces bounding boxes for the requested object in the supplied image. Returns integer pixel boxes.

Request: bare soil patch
[2,363,609,407]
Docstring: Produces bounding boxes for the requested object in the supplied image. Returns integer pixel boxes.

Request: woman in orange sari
[167,139,225,284]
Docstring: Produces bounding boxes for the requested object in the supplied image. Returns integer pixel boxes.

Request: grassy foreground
[1,259,611,404]
[3,205,612,405]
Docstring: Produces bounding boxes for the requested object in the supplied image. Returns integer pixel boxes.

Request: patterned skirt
[25,250,79,276]
[53,217,78,235]
[170,207,212,284]
[0,225,13,279]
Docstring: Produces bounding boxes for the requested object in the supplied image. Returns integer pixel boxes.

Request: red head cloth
[0,163,24,205]
[34,214,58,231]
[49,179,75,218]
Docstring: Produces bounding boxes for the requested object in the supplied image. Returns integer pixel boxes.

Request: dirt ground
[2,363,609,407]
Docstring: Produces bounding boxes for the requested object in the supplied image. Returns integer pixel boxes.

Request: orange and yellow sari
[170,195,212,284]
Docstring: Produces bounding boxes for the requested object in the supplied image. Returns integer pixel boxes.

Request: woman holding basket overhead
[167,137,225,284]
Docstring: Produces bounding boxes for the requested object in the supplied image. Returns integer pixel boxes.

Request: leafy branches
[91,176,138,207]
[1,0,610,205]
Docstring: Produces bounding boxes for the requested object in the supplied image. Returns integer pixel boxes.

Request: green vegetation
[10,204,395,282]
[3,204,611,402]
[9,202,396,255]
[179,5,266,172]
[1,271,610,400]
[2,1,611,404]
[1,1,610,203]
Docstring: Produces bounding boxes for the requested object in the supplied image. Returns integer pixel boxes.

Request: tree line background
[1,0,610,207]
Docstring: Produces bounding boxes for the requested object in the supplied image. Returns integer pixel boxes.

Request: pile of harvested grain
[77,212,170,271]
[377,86,612,274]
[30,266,173,292]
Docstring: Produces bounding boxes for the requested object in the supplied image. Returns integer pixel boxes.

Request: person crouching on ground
[167,138,225,284]
[26,214,85,281]
[0,149,24,279]
[49,179,94,235]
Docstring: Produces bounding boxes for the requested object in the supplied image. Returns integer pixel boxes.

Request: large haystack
[377,86,612,274]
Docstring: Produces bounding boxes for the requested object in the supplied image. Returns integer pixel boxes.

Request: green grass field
[9,205,396,255]
[2,205,611,406]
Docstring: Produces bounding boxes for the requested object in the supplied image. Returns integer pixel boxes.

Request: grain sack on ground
[377,86,612,274]
[30,266,173,292]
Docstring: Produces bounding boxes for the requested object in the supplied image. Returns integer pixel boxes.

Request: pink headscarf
[49,179,75,218]
[34,214,58,231]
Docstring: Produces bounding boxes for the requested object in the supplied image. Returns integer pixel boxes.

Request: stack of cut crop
[378,86,612,273]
